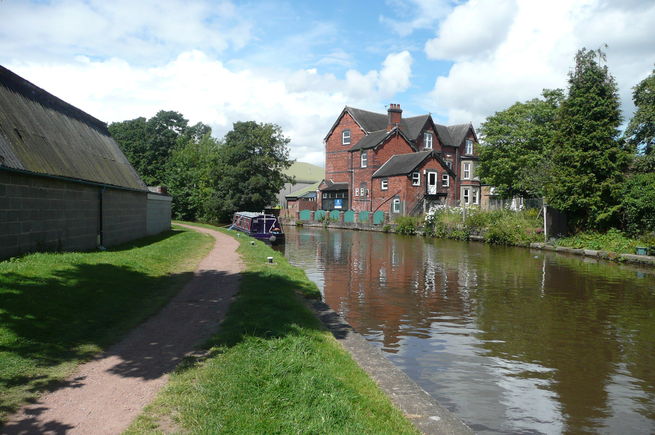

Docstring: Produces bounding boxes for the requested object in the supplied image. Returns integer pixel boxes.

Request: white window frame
[465,139,473,155]
[473,189,479,205]
[441,174,449,187]
[424,132,433,149]
[463,162,471,179]
[392,198,401,213]
[361,151,368,168]
[411,171,420,186]
[446,160,452,169]
[381,178,388,190]
[342,130,351,145]
[463,188,470,205]
[355,188,359,197]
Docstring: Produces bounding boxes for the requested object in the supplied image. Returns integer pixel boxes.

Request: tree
[207,121,293,222]
[109,111,211,186]
[545,48,630,231]
[166,133,222,221]
[478,89,564,198]
[624,67,655,155]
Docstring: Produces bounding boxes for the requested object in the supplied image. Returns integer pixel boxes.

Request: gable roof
[434,123,474,147]
[372,150,456,178]
[0,66,147,191]
[349,127,416,153]
[283,161,323,183]
[400,114,430,139]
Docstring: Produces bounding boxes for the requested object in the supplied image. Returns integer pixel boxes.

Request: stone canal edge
[305,298,474,435]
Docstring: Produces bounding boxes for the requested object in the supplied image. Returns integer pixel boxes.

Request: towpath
[2,224,242,435]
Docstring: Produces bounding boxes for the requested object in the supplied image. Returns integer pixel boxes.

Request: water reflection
[283,226,655,434]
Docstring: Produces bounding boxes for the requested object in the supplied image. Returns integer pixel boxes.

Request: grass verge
[126,223,418,435]
[0,226,213,422]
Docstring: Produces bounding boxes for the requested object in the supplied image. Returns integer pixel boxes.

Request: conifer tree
[545,48,630,230]
[625,67,655,155]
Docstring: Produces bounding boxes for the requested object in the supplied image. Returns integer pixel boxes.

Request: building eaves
[372,151,433,178]
[349,130,390,152]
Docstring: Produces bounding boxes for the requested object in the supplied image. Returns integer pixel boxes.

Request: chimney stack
[387,103,402,131]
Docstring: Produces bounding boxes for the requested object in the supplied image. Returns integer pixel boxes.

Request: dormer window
[342,130,351,145]
[361,151,368,168]
[424,132,433,149]
[465,139,473,155]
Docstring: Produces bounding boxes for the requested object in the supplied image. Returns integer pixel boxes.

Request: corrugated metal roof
[0,66,147,191]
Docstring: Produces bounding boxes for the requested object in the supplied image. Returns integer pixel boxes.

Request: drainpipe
[97,187,106,249]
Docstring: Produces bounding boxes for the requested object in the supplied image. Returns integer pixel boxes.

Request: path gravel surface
[2,224,242,435]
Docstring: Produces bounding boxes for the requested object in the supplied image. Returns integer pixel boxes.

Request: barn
[0,65,171,260]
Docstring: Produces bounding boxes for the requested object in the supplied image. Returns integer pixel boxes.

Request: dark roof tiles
[372,151,434,178]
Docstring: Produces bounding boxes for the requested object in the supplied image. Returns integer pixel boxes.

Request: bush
[555,229,640,254]
[620,172,655,236]
[382,224,392,233]
[394,216,420,235]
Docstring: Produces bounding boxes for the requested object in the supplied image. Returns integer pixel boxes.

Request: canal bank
[281,226,655,434]
[284,220,655,268]
[126,223,471,434]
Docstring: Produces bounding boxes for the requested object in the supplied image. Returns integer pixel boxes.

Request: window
[322,193,327,199]
[441,174,449,187]
[360,183,368,197]
[463,188,470,205]
[381,178,388,190]
[473,189,479,205]
[412,172,420,186]
[446,160,453,169]
[392,198,401,213]
[463,162,471,179]
[424,132,433,149]
[465,139,473,155]
[361,151,368,168]
[355,188,359,197]
[342,130,351,145]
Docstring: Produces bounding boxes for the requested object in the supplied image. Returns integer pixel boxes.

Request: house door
[427,172,437,195]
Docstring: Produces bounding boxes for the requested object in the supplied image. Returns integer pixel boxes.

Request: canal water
[280,226,655,434]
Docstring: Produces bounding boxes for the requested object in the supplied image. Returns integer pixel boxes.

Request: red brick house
[320,104,480,215]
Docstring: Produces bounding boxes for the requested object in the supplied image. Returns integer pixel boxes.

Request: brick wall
[325,112,363,183]
[0,170,148,260]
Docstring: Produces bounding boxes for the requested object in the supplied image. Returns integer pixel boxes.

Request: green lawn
[127,224,418,435]
[0,226,213,422]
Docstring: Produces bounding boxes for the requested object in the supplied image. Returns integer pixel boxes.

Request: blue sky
[1,0,654,166]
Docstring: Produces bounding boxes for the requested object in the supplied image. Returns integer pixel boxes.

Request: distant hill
[284,162,324,183]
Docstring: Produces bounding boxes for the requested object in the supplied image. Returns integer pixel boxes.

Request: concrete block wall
[146,193,172,236]
[101,189,147,247]
[0,170,150,260]
[0,171,99,259]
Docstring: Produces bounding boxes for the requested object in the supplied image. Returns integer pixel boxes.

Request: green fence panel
[344,210,355,223]
[329,210,341,221]
[299,210,311,221]
[373,211,385,225]
[315,210,326,221]
[358,211,370,223]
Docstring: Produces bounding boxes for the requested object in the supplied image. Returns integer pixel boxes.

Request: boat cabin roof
[234,211,277,219]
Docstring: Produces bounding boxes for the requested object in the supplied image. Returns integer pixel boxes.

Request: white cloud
[380,0,451,36]
[425,0,517,61]
[6,50,414,167]
[0,0,252,64]
[425,0,655,126]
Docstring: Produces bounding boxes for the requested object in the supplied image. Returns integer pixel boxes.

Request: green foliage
[166,134,222,220]
[109,111,212,186]
[127,227,417,435]
[554,228,640,254]
[546,48,630,231]
[382,224,392,233]
[620,172,655,236]
[478,89,564,198]
[624,67,655,155]
[631,153,655,173]
[0,228,212,421]
[394,216,420,235]
[206,121,293,223]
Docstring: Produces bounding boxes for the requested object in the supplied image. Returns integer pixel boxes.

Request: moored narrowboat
[230,211,285,244]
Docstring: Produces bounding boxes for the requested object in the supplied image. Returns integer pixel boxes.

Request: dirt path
[2,224,242,435]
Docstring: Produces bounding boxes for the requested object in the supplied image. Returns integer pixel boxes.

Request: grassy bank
[0,227,213,422]
[553,229,654,255]
[127,224,417,434]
